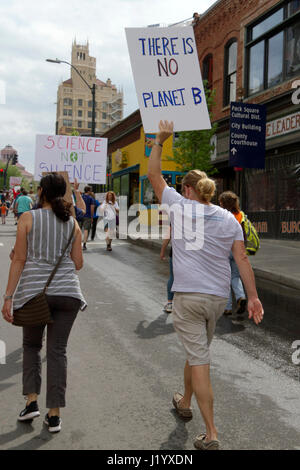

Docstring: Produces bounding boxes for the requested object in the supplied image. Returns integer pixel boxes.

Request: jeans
[226,253,245,310]
[22,296,80,409]
[167,256,174,302]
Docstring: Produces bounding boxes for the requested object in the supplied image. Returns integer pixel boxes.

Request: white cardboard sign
[125,26,211,133]
[34,135,108,184]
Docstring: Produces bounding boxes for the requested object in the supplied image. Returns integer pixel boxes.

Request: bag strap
[43,220,75,293]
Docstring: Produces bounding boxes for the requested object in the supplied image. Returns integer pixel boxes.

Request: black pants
[91,217,99,240]
[22,296,81,409]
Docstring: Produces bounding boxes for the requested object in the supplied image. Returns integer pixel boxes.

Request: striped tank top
[13,209,86,310]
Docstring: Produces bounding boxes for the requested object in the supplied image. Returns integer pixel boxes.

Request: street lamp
[46,58,96,137]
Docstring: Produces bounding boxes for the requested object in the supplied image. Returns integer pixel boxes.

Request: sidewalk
[124,235,300,292]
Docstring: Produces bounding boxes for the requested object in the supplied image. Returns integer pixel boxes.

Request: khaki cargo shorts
[172,292,227,366]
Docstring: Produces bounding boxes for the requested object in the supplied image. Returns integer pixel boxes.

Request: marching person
[1,172,86,434]
[14,189,33,220]
[99,191,119,251]
[219,191,247,317]
[147,120,264,450]
[81,186,95,251]
[88,191,100,241]
[0,199,8,224]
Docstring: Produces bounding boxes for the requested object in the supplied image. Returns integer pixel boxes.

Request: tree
[0,163,22,191]
[168,81,218,175]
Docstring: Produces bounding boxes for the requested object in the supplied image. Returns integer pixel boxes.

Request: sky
[0,0,217,174]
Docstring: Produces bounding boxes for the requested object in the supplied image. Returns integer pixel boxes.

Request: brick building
[194,0,300,239]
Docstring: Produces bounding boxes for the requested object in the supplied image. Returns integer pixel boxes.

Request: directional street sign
[229,101,266,169]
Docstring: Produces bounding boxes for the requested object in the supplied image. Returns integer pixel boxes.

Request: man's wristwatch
[154,141,163,148]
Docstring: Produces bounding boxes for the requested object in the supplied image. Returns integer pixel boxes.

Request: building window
[102,112,107,119]
[88,111,97,118]
[88,122,92,129]
[224,40,237,106]
[288,0,300,16]
[78,110,82,117]
[63,119,72,127]
[63,109,72,116]
[78,121,82,128]
[63,98,72,106]
[77,52,86,60]
[102,102,107,110]
[88,100,92,107]
[246,2,300,96]
[202,55,213,90]
[78,99,83,106]
[286,21,300,76]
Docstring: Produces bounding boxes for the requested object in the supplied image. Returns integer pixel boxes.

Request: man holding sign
[125,26,211,133]
[147,120,264,450]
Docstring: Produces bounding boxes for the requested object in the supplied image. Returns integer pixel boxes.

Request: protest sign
[35,135,108,184]
[125,26,211,132]
[9,176,22,188]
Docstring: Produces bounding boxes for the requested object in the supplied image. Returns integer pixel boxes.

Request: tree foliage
[169,81,218,175]
[0,163,22,191]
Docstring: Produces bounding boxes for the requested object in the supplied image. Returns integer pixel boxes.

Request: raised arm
[73,179,86,214]
[147,120,174,203]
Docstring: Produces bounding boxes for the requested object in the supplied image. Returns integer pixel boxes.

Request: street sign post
[229,102,266,169]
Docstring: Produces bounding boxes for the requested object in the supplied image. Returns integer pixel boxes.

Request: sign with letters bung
[125,26,211,132]
[34,135,108,183]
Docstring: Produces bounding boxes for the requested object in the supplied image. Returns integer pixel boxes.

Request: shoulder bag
[13,223,75,327]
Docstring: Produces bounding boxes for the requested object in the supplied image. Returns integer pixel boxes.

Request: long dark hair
[39,173,72,222]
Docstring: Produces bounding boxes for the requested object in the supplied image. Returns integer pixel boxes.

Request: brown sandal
[172,392,193,419]
[194,433,220,450]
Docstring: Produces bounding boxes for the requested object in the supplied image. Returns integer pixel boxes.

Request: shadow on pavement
[0,348,23,387]
[0,420,53,450]
[159,409,191,450]
[216,315,246,336]
[135,314,175,339]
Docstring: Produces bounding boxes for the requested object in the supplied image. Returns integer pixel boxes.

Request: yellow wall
[111,126,180,227]
[111,127,178,176]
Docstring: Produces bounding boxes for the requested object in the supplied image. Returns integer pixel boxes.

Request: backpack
[241,211,260,256]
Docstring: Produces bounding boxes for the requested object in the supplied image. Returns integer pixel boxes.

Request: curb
[124,235,300,293]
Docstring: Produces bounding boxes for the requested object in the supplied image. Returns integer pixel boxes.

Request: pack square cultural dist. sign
[34,135,108,184]
[229,102,266,169]
[125,26,211,133]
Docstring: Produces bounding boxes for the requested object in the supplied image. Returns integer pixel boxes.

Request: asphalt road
[0,215,300,450]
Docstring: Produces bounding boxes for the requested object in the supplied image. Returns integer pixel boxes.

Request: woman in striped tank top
[2,173,86,433]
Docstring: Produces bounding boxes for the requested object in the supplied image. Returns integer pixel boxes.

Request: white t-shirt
[162,186,244,298]
[100,201,119,221]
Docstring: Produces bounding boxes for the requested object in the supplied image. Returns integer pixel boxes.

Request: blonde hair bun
[196,178,216,202]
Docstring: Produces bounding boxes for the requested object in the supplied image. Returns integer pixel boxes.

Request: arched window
[224,39,237,106]
[202,54,213,90]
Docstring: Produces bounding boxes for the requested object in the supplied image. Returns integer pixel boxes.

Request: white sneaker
[164,302,173,314]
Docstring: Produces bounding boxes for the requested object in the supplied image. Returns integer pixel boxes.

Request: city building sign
[229,102,266,169]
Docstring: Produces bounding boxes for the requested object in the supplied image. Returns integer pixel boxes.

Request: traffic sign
[229,101,266,169]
